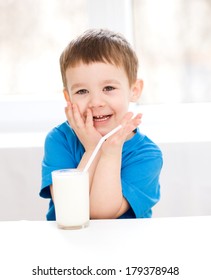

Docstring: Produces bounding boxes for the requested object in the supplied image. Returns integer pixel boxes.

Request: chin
[94,119,118,136]
[94,126,109,136]
[96,129,107,137]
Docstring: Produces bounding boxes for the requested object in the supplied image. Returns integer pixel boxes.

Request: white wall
[154,142,211,217]
[0,147,47,221]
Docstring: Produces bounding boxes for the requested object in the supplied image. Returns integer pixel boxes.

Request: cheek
[115,97,130,112]
[112,92,127,104]
[114,103,129,121]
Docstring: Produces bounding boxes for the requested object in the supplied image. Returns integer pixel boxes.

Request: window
[0,0,88,98]
[1,0,210,104]
[133,0,211,104]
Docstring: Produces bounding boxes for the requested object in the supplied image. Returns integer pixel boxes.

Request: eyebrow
[102,79,121,85]
[70,83,87,91]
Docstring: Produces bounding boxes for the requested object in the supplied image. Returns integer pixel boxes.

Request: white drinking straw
[83,125,122,173]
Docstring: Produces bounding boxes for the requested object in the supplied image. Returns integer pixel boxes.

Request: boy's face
[64,62,142,136]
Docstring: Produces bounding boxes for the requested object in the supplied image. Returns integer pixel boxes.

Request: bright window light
[0,0,88,98]
[133,0,211,104]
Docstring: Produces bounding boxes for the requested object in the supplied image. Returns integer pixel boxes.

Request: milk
[52,169,89,229]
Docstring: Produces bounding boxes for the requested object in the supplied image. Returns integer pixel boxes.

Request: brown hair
[60,29,138,88]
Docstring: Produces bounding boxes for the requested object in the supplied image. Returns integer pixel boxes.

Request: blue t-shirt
[40,121,163,220]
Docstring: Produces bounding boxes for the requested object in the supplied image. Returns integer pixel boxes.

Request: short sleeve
[121,153,163,218]
[40,124,83,199]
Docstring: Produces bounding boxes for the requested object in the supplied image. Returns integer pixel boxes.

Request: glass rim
[51,169,87,175]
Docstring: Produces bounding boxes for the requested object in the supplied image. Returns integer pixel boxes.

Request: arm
[90,145,128,218]
[65,102,102,188]
[49,137,128,218]
[64,102,142,218]
[90,113,141,219]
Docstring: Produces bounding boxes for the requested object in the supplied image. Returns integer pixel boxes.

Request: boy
[40,29,163,220]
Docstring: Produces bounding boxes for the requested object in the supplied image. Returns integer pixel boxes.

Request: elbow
[90,208,116,219]
[90,201,126,219]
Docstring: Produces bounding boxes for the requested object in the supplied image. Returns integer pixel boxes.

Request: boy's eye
[75,89,88,95]
[103,86,115,92]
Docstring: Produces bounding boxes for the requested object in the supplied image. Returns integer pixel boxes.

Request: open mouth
[93,115,112,122]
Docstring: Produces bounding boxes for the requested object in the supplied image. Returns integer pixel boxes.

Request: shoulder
[42,122,84,176]
[123,128,162,158]
[122,128,163,173]
[44,121,84,157]
[44,122,78,148]
[45,121,74,141]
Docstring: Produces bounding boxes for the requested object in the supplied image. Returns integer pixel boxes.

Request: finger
[124,111,134,121]
[118,112,142,137]
[65,101,73,113]
[65,102,74,125]
[72,103,85,128]
[85,108,94,128]
[133,113,142,126]
[120,112,134,127]
[127,113,142,129]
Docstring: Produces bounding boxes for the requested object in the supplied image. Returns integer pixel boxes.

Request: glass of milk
[52,169,89,229]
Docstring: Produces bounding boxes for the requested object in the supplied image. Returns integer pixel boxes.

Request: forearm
[77,149,101,191]
[90,149,128,219]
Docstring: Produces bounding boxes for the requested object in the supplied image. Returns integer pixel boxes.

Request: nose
[88,92,105,108]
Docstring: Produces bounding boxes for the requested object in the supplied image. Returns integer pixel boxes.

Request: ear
[63,88,71,102]
[130,79,144,102]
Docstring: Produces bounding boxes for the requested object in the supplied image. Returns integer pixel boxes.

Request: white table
[1,216,211,279]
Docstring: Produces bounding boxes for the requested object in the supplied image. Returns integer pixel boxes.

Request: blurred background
[0,0,210,220]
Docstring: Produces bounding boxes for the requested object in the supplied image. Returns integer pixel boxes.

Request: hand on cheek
[65,102,102,151]
[101,112,142,154]
[120,112,142,136]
